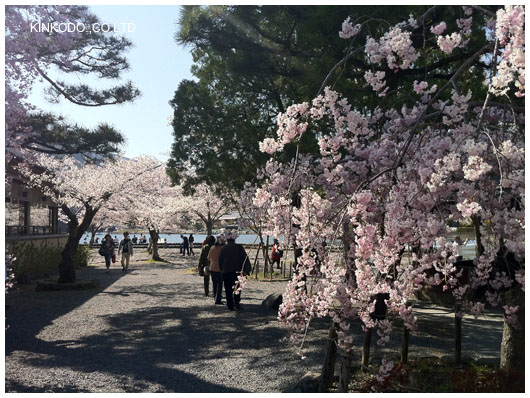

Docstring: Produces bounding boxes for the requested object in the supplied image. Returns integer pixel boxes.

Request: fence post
[455,302,462,364]
[337,343,353,392]
[255,261,260,280]
[361,328,372,371]
[401,325,409,364]
[264,235,270,280]
[318,322,338,392]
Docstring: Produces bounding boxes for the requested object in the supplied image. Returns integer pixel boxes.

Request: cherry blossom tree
[179,183,229,236]
[253,5,524,381]
[107,163,184,261]
[17,155,161,283]
[236,182,277,271]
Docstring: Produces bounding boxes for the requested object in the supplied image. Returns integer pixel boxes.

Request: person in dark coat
[189,233,195,255]
[100,234,116,273]
[181,235,190,256]
[198,235,215,296]
[218,232,251,310]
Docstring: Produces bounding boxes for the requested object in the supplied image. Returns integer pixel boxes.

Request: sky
[27,5,195,162]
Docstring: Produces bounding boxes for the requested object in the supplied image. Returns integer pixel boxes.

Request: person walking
[118,232,133,273]
[208,235,225,304]
[198,235,215,297]
[271,238,282,269]
[218,232,251,310]
[100,234,116,273]
[181,235,190,256]
[189,233,195,255]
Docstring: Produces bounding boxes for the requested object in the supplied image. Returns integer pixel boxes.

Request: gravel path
[5,249,328,393]
[5,248,504,393]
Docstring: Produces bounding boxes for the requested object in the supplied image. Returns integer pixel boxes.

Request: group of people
[98,231,270,311]
[99,232,134,273]
[132,235,148,244]
[180,234,195,256]
[197,233,251,311]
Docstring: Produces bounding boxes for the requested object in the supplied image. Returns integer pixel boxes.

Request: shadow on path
[5,266,125,356]
[5,263,327,392]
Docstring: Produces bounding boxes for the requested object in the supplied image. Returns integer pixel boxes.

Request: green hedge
[9,243,91,284]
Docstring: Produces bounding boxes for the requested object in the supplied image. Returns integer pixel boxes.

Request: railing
[5,225,68,236]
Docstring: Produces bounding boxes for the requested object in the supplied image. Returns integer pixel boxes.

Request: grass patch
[347,357,524,393]
[145,258,167,264]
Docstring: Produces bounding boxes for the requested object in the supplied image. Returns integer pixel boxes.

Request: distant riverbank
[82,232,266,245]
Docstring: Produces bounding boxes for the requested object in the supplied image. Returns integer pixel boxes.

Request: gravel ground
[5,248,504,393]
[5,248,328,393]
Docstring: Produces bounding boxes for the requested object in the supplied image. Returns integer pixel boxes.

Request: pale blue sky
[27,5,195,161]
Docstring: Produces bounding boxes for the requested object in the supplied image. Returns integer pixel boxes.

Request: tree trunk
[342,220,356,285]
[500,286,525,373]
[261,235,270,276]
[149,229,162,261]
[206,220,213,237]
[89,223,102,248]
[89,228,97,247]
[472,215,485,256]
[58,205,97,283]
[58,233,79,283]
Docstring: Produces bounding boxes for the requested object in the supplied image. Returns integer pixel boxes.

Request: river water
[82,232,478,259]
[82,232,265,245]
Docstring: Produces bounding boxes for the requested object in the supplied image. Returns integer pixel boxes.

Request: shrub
[10,242,90,283]
[74,245,91,269]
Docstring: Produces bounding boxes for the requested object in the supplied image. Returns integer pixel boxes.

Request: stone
[295,371,321,393]
[261,293,282,309]
[284,371,321,393]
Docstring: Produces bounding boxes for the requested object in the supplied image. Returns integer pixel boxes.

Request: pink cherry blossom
[339,17,361,39]
[430,22,447,35]
[437,32,462,54]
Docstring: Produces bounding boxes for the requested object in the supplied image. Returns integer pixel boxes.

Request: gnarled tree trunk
[148,228,162,261]
[58,205,97,283]
[500,286,525,373]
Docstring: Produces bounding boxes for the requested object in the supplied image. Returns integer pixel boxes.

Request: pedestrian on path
[198,235,215,297]
[189,234,195,255]
[218,232,251,310]
[208,235,225,304]
[118,232,133,273]
[181,235,190,256]
[271,238,282,269]
[100,234,116,273]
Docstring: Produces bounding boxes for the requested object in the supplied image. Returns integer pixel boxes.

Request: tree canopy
[5,5,140,162]
[167,5,511,196]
